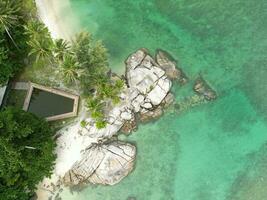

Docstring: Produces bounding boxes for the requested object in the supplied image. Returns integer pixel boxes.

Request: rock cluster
[125,48,174,123]
[64,141,136,186]
[194,76,217,101]
[63,48,176,186]
[126,49,171,107]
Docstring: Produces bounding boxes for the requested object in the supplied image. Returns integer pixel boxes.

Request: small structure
[0,85,8,108]
[23,83,79,121]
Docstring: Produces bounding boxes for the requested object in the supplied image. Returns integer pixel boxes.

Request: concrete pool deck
[23,82,79,121]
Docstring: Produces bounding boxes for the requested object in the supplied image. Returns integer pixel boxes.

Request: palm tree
[53,39,71,62]
[0,0,20,47]
[60,55,83,84]
[24,20,48,39]
[98,83,114,99]
[86,96,103,112]
[25,20,54,63]
[27,38,53,63]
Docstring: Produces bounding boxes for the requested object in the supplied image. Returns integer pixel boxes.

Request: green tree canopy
[54,38,71,62]
[0,107,56,200]
[25,19,54,63]
[71,32,109,92]
[0,0,54,85]
[0,0,20,46]
[60,54,83,84]
[0,0,40,85]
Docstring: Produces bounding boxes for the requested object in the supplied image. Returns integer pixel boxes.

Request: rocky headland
[60,48,177,187]
[36,48,217,199]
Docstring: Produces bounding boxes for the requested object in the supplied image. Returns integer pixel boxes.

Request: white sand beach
[35,106,94,199]
[35,0,81,41]
[34,1,84,199]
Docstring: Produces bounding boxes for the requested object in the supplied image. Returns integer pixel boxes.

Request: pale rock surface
[131,94,145,112]
[125,49,146,69]
[64,141,136,185]
[120,110,133,121]
[141,102,153,109]
[146,76,171,106]
[126,49,172,108]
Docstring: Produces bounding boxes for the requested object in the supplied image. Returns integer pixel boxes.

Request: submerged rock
[194,76,217,101]
[161,93,175,108]
[155,49,187,84]
[63,141,136,186]
[127,197,136,200]
[138,106,163,123]
[120,116,137,134]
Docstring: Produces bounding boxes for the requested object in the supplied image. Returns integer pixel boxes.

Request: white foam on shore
[35,0,81,41]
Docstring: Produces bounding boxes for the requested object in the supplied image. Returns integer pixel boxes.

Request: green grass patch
[6,89,28,109]
[17,60,61,88]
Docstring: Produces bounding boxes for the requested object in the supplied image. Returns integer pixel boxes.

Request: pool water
[60,0,267,199]
[28,89,74,118]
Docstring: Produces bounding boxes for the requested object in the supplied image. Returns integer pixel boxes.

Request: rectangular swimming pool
[23,83,79,121]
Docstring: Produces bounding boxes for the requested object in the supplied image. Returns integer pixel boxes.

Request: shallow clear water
[61,0,267,199]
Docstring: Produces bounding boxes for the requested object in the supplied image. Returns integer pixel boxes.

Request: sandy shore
[35,0,81,41]
[35,105,95,199]
[34,1,84,198]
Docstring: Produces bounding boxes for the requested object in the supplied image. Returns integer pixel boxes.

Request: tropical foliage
[24,19,54,63]
[1,1,123,129]
[60,54,83,84]
[74,33,125,128]
[0,0,20,46]
[52,32,125,128]
[0,0,41,85]
[54,38,70,62]
[0,107,56,200]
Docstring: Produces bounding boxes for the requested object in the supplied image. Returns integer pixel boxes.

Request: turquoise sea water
[61,0,267,199]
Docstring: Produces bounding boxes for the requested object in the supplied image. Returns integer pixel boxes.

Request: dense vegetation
[1,0,123,129]
[0,0,124,199]
[0,1,56,199]
[0,0,37,85]
[0,107,56,200]
[0,1,124,199]
[55,32,124,128]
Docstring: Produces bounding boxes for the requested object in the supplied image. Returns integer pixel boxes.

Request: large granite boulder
[63,141,136,186]
[125,48,147,69]
[126,49,172,109]
[155,50,187,84]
